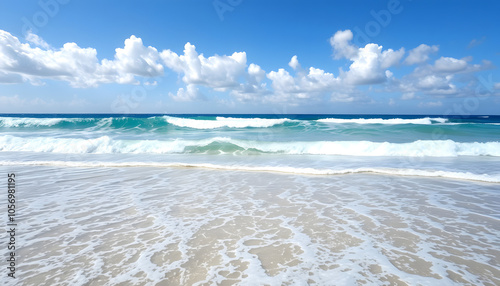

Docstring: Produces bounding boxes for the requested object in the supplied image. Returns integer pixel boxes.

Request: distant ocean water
[1,114,500,182]
[1,114,499,285]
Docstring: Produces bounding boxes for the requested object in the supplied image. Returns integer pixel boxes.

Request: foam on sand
[1,160,499,183]
[8,165,499,285]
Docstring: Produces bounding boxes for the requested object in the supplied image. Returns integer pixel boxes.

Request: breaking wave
[1,135,499,157]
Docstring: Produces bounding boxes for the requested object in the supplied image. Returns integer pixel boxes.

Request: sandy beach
[4,164,498,285]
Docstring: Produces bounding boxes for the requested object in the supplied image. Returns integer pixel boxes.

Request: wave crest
[317,117,448,125]
[1,135,499,157]
[164,116,291,129]
[0,117,71,127]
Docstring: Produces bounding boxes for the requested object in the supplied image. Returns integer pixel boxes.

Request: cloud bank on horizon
[0,27,498,112]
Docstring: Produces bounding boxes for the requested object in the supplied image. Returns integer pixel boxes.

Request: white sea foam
[164,116,291,129]
[1,135,499,157]
[248,139,500,157]
[8,164,498,285]
[317,117,448,124]
[1,160,499,183]
[0,117,69,127]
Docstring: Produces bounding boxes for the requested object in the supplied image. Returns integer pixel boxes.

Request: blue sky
[0,0,499,114]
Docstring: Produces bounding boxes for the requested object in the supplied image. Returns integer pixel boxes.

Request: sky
[0,0,499,114]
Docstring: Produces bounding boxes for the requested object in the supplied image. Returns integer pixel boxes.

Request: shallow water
[3,165,498,285]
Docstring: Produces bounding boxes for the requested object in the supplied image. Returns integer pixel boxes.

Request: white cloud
[263,56,374,104]
[160,42,247,90]
[159,42,271,102]
[0,94,25,106]
[343,43,404,85]
[391,53,493,97]
[0,71,24,84]
[288,55,300,70]
[144,81,158,86]
[0,30,81,78]
[330,30,404,85]
[391,72,459,96]
[404,44,439,65]
[248,63,266,84]
[419,101,442,107]
[0,30,164,88]
[169,84,204,102]
[25,31,50,49]
[230,63,268,101]
[266,56,341,101]
[330,30,358,59]
[0,28,495,108]
[434,57,467,73]
[417,75,448,89]
[330,92,356,102]
[103,35,163,78]
[401,92,415,100]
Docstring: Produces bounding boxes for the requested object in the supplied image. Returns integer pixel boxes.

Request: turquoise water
[2,114,500,142]
[1,114,500,181]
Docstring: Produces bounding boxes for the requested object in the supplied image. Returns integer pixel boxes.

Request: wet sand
[3,165,499,285]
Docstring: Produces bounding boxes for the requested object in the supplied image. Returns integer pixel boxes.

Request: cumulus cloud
[0,28,495,108]
[390,72,459,96]
[344,44,404,85]
[230,63,268,101]
[330,30,358,59]
[0,30,78,78]
[0,71,24,84]
[433,57,468,73]
[288,55,301,70]
[104,35,163,78]
[392,53,493,97]
[266,56,341,102]
[0,30,163,87]
[330,30,404,85]
[416,75,457,93]
[248,63,266,84]
[169,84,204,102]
[404,44,439,65]
[160,42,247,90]
[25,31,50,49]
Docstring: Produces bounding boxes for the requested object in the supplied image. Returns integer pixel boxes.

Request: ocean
[1,114,499,285]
